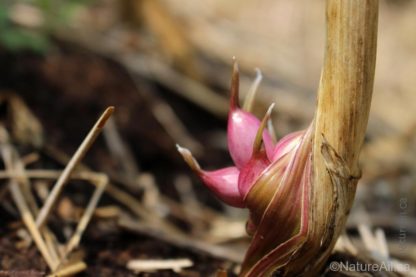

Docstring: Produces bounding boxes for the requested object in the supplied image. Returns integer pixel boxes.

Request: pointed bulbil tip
[253,103,275,155]
[177,145,245,207]
[226,61,275,168]
[176,144,201,173]
[230,58,240,110]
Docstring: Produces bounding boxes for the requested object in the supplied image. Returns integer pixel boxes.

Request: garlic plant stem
[310,0,378,274]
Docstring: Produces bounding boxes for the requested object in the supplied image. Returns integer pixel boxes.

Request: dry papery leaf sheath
[178,0,378,276]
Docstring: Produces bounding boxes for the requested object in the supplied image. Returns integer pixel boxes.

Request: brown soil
[0,43,234,276]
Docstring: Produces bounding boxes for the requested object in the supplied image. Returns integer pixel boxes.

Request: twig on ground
[0,168,110,272]
[41,145,193,236]
[0,168,185,238]
[0,126,62,270]
[21,152,40,166]
[104,168,214,224]
[0,144,59,271]
[93,205,120,218]
[63,174,108,258]
[7,143,39,216]
[0,107,113,273]
[104,181,182,235]
[127,258,193,274]
[7,176,59,270]
[47,261,87,277]
[36,107,114,228]
[119,215,244,263]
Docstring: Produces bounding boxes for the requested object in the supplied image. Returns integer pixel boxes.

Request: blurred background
[0,0,415,275]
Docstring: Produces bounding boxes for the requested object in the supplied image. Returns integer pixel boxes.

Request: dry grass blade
[36,107,114,228]
[0,139,61,266]
[0,169,105,182]
[63,174,108,257]
[47,261,87,277]
[41,145,153,218]
[0,107,113,273]
[0,168,187,244]
[41,144,188,236]
[0,145,59,271]
[119,216,244,263]
[0,168,109,272]
[7,177,58,270]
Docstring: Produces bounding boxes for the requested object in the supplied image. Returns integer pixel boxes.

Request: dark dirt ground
[0,43,237,276]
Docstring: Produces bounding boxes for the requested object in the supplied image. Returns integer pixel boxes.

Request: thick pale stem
[315,0,378,171]
[275,1,378,275]
[310,0,378,274]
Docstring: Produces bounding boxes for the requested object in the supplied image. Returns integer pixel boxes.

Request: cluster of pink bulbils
[177,62,306,209]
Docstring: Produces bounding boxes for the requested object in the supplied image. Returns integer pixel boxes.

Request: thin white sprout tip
[176,144,189,153]
[176,144,201,171]
[267,103,276,114]
[254,68,263,79]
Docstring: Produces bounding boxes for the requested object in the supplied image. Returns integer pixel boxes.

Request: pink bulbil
[177,62,304,208]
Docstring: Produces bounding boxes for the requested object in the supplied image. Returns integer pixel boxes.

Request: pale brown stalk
[286,0,378,275]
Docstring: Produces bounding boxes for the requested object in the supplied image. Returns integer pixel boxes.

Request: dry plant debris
[0,104,113,275]
[126,258,193,274]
